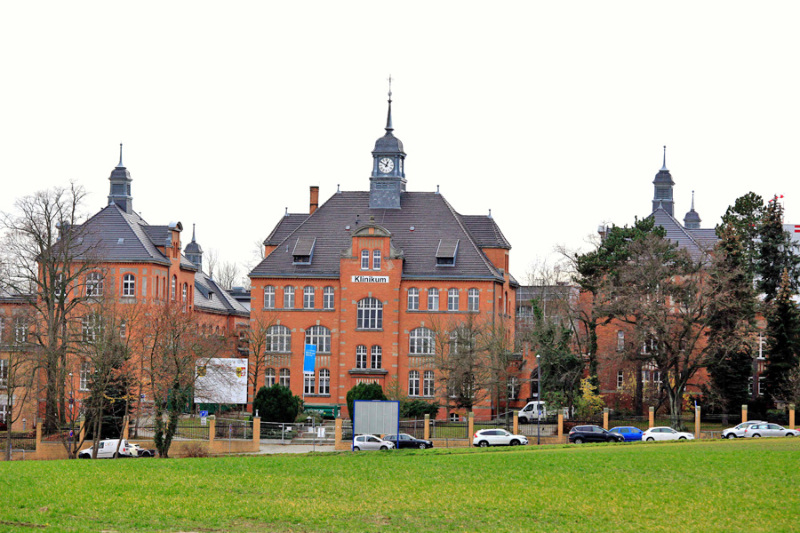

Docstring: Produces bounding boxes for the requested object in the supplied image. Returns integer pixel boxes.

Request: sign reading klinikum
[351,275,389,283]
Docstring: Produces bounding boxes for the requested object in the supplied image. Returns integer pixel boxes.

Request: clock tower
[370,83,407,209]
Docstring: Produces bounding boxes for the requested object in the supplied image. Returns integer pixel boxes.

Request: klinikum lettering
[351,275,389,283]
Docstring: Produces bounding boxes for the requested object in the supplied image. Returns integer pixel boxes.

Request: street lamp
[536,354,542,446]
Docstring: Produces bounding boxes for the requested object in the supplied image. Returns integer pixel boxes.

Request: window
[86,271,103,297]
[408,288,419,311]
[264,286,275,309]
[0,359,7,388]
[356,345,367,369]
[372,250,381,270]
[54,272,66,299]
[80,360,91,391]
[617,331,625,352]
[428,288,439,311]
[0,318,3,343]
[319,369,330,395]
[304,373,315,395]
[171,275,177,301]
[467,288,479,312]
[283,286,295,309]
[371,345,382,369]
[323,286,334,310]
[120,273,135,297]
[303,286,315,309]
[279,368,290,388]
[119,320,127,338]
[14,318,27,344]
[409,327,434,355]
[265,368,276,388]
[758,377,764,396]
[182,283,188,311]
[82,315,101,343]
[448,288,459,311]
[408,370,420,396]
[265,325,291,353]
[617,370,624,390]
[361,250,369,270]
[423,370,434,397]
[450,327,474,355]
[507,377,520,400]
[305,326,331,353]
[357,298,383,330]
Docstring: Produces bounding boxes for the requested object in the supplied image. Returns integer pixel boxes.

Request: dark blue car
[609,426,644,442]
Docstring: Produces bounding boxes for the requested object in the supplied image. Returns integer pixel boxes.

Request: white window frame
[409,328,434,355]
[319,368,330,395]
[428,288,439,311]
[303,286,315,309]
[616,370,624,390]
[0,359,7,388]
[279,368,290,388]
[265,325,291,353]
[305,326,331,354]
[448,288,459,311]
[265,367,276,388]
[323,286,334,310]
[304,373,315,395]
[408,370,420,396]
[80,360,91,391]
[356,345,367,369]
[617,331,625,352]
[408,288,419,311]
[122,273,136,297]
[264,286,275,309]
[14,318,27,344]
[423,370,434,397]
[372,249,381,270]
[283,286,295,309]
[467,288,479,312]
[360,250,370,270]
[357,298,383,330]
[86,271,104,297]
[371,345,382,369]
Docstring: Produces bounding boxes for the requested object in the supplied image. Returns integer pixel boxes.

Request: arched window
[467,288,479,312]
[357,298,382,330]
[372,249,381,270]
[171,275,177,301]
[360,250,370,270]
[121,274,135,297]
[371,345,382,369]
[279,368,290,388]
[428,288,439,311]
[323,286,334,310]
[182,283,188,311]
[356,345,367,369]
[319,369,330,395]
[423,371,435,397]
[408,370,420,396]
[447,288,459,311]
[86,271,103,297]
[303,286,315,309]
[305,325,331,353]
[265,368,276,388]
[409,327,434,355]
[407,288,419,311]
[283,286,295,309]
[265,325,291,353]
[264,286,275,309]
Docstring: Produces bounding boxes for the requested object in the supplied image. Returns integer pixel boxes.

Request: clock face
[378,157,394,173]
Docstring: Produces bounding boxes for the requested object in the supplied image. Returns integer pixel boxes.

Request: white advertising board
[194,358,248,404]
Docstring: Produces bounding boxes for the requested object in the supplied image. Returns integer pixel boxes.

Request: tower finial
[385,74,393,132]
[691,190,695,210]
[192,223,196,242]
[661,145,667,171]
[117,143,124,168]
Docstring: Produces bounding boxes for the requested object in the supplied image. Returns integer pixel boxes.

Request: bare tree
[244,312,279,406]
[215,261,240,291]
[1,307,37,460]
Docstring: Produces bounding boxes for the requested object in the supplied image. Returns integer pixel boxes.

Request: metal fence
[260,421,304,442]
[398,419,426,439]
[430,419,469,440]
[0,432,37,452]
[215,418,252,440]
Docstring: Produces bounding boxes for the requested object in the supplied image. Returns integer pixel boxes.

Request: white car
[352,434,395,451]
[743,423,800,438]
[78,438,135,459]
[641,427,694,442]
[472,429,528,447]
[721,420,766,439]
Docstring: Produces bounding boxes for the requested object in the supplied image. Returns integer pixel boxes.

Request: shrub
[182,442,209,458]
[400,399,440,419]
[253,384,303,423]
[346,383,387,419]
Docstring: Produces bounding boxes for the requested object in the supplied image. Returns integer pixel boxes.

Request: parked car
[352,434,395,451]
[383,433,433,449]
[641,427,694,441]
[568,425,625,444]
[743,423,800,438]
[721,420,766,439]
[78,439,135,459]
[128,442,156,457]
[472,429,528,447]
[608,426,644,442]
[518,401,547,423]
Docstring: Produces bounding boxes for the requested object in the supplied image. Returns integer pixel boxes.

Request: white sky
[2,1,799,284]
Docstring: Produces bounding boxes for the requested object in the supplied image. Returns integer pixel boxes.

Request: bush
[346,383,387,419]
[253,385,303,423]
[400,399,440,419]
[182,442,209,458]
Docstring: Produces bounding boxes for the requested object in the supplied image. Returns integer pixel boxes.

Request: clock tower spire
[370,77,407,209]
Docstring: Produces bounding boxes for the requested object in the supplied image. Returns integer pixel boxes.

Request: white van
[518,401,547,423]
[78,439,135,459]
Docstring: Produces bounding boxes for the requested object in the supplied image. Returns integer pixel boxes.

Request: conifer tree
[764,270,800,404]
[757,196,799,302]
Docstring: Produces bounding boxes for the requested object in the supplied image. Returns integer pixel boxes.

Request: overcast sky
[2,2,799,284]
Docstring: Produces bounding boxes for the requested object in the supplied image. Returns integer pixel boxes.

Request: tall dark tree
[719,192,764,277]
[253,384,303,423]
[764,270,800,405]
[757,196,799,302]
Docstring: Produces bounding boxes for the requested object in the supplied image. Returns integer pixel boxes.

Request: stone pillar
[789,404,795,430]
[423,414,430,440]
[335,417,343,444]
[513,411,519,435]
[741,404,748,424]
[648,406,655,429]
[253,417,261,443]
[122,416,129,440]
[468,412,474,440]
[694,406,701,440]
[557,412,564,441]
[209,416,216,445]
[603,408,609,430]
[35,419,42,450]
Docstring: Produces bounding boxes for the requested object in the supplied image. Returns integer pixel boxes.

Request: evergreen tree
[345,383,387,419]
[757,196,799,302]
[764,270,800,404]
[718,192,764,277]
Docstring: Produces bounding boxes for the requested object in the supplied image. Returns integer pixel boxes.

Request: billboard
[194,358,248,404]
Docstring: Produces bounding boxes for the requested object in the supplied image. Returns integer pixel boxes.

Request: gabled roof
[250,191,508,281]
[461,215,512,249]
[193,271,249,317]
[263,214,309,246]
[650,207,714,261]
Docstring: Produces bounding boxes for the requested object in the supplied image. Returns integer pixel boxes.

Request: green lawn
[1,438,798,532]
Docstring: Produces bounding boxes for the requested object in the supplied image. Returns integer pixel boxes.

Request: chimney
[310,186,319,214]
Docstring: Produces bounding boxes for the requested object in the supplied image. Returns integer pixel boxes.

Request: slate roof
[263,214,309,246]
[250,191,510,281]
[651,207,715,261]
[461,215,512,249]
[193,271,249,317]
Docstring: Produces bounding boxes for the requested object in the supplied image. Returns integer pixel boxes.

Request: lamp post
[536,354,541,446]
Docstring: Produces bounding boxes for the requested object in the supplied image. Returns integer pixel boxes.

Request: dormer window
[435,239,459,267]
[292,237,315,265]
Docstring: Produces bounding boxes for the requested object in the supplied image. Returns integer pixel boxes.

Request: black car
[383,433,434,449]
[568,425,625,444]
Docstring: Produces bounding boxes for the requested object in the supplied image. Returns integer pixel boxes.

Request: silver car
[721,420,766,439]
[743,423,800,438]
[472,429,528,447]
[352,434,395,451]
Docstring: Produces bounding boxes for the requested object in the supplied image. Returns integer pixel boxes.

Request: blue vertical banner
[303,344,317,374]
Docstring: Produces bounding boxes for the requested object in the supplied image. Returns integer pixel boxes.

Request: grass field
[1,438,798,532]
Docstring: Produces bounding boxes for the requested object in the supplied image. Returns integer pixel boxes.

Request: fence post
[648,406,655,428]
[741,404,748,424]
[335,417,343,445]
[557,412,564,441]
[35,418,42,452]
[694,405,701,439]
[209,416,216,446]
[513,411,519,435]
[468,412,474,440]
[122,416,129,441]
[253,417,261,445]
[603,408,609,430]
[423,414,430,440]
[789,404,795,430]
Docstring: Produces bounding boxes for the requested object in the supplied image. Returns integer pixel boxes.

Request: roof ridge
[438,195,505,280]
